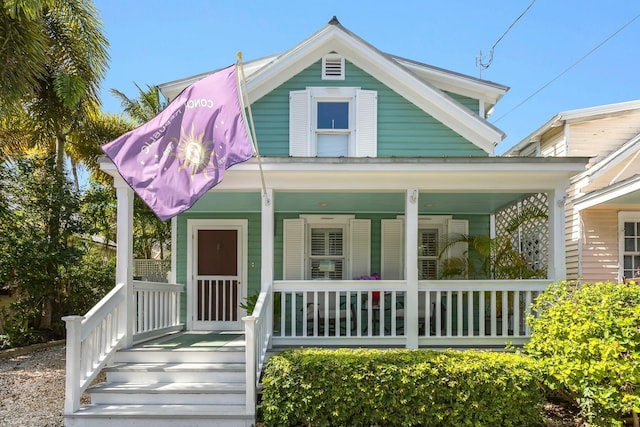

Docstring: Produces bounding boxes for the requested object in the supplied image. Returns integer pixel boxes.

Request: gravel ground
[0,345,66,427]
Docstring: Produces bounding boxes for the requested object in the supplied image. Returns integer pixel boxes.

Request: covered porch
[102,156,586,351]
[62,156,586,419]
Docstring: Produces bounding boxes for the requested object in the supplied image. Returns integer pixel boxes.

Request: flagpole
[236,52,270,206]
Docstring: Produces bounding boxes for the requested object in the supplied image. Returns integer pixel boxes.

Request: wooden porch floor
[132,331,246,351]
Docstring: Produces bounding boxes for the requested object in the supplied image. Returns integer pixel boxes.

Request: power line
[492,12,640,124]
[477,0,537,73]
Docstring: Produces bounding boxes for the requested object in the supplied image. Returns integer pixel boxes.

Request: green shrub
[526,281,640,426]
[260,348,544,427]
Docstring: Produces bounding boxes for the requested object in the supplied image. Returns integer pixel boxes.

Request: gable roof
[505,99,640,156]
[158,17,508,155]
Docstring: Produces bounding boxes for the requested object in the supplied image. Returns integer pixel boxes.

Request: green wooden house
[63,17,587,427]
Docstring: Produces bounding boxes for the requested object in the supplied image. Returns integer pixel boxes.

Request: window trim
[301,215,354,280]
[310,87,357,157]
[309,226,346,280]
[618,211,640,281]
[289,88,377,158]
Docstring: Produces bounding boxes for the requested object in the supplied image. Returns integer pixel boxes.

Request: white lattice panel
[495,193,548,273]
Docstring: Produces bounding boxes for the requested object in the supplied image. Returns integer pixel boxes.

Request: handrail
[63,280,185,414]
[63,282,127,414]
[131,280,184,344]
[243,280,273,414]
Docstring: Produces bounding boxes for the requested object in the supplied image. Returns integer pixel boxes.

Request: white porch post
[114,176,135,347]
[261,189,274,343]
[547,186,567,282]
[405,189,419,349]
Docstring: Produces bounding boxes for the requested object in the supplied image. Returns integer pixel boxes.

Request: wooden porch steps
[64,333,254,427]
[65,404,252,427]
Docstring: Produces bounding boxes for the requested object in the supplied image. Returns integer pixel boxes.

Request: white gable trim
[392,56,508,108]
[244,23,503,155]
[574,174,640,211]
[506,100,640,156]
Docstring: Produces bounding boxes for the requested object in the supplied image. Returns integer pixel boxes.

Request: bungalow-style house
[63,17,587,427]
[506,100,640,283]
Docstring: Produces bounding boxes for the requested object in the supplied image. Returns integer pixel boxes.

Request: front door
[189,220,247,330]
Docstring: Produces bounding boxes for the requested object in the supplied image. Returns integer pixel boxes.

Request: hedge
[260,348,544,427]
[526,281,640,426]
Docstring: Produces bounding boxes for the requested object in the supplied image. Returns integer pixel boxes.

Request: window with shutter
[381,216,469,280]
[285,215,371,281]
[289,87,377,158]
[418,229,439,279]
[309,228,344,279]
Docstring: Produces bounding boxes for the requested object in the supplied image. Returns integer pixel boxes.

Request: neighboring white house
[506,100,640,283]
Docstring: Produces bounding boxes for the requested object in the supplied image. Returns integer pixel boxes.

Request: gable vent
[322,55,345,80]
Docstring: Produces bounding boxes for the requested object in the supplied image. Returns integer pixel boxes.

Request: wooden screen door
[191,222,246,330]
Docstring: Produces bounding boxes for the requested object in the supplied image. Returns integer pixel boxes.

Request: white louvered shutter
[289,90,311,156]
[381,219,404,280]
[355,90,377,157]
[349,219,371,279]
[446,219,469,268]
[283,218,306,280]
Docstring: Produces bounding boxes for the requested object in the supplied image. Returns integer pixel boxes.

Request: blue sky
[94,0,640,153]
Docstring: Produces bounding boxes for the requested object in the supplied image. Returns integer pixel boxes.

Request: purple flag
[102,65,254,221]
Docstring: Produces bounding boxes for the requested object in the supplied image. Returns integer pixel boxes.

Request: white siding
[568,111,640,166]
[564,183,581,280]
[580,209,619,283]
[540,127,566,157]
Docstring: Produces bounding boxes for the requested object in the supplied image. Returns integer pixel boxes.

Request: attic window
[322,55,345,80]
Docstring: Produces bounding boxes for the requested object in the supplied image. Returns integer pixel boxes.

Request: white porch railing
[131,281,184,343]
[63,281,184,414]
[418,280,549,346]
[270,279,550,347]
[63,283,127,413]
[243,281,273,415]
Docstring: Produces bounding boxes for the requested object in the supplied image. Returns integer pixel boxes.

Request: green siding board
[251,60,487,157]
[445,91,480,115]
[174,195,490,324]
[271,212,489,281]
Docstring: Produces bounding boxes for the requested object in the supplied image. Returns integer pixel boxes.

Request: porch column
[547,186,567,282]
[261,189,274,341]
[114,176,135,348]
[405,189,419,349]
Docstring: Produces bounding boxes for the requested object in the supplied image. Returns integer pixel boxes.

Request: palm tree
[0,0,109,161]
[110,83,165,125]
[0,0,110,329]
[0,0,50,114]
[439,206,548,280]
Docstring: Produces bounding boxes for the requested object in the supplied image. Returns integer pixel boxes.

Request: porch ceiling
[274,191,530,214]
[186,190,529,214]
